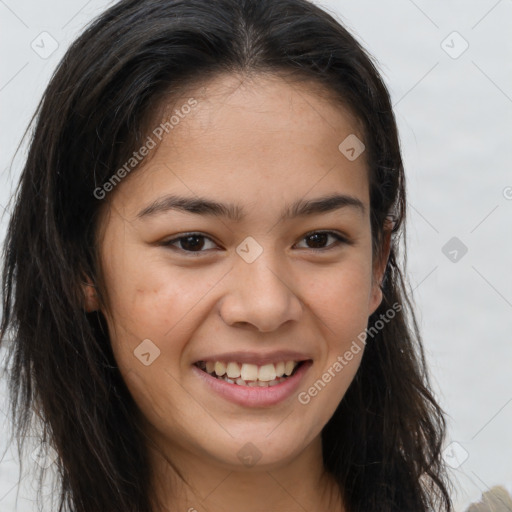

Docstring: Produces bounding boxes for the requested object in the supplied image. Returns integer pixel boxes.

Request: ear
[368,218,393,316]
[81,275,100,312]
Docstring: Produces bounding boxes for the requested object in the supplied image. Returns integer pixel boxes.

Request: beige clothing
[465,486,512,512]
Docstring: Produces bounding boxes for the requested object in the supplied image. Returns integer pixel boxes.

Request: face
[88,73,388,474]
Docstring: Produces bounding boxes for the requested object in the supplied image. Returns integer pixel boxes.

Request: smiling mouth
[194,360,307,388]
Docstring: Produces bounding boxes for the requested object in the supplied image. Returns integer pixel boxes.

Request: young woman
[0,0,453,510]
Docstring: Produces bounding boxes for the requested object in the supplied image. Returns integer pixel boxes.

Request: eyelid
[294,231,353,253]
[160,232,219,256]
[160,230,351,255]
[298,229,352,247]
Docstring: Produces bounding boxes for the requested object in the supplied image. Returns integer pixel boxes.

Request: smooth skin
[84,73,391,512]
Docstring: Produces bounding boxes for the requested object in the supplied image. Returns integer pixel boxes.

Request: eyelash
[160,230,351,256]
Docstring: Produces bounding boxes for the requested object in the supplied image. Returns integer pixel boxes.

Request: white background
[1,1,511,510]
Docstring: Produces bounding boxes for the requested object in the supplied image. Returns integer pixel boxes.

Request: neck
[146,432,344,512]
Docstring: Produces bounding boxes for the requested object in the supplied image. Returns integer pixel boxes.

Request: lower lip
[192,361,312,407]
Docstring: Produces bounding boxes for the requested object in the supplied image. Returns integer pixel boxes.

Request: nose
[218,247,303,332]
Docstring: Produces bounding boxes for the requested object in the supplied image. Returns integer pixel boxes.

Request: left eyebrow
[136,193,366,222]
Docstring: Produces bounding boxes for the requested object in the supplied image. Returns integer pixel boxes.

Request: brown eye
[161,230,350,257]
[305,232,329,249]
[295,231,349,251]
[161,233,218,254]
[178,234,206,251]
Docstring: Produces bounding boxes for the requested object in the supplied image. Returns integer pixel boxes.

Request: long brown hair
[0,0,452,510]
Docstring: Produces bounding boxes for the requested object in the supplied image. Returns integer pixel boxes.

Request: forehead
[108,72,369,221]
[167,72,365,159]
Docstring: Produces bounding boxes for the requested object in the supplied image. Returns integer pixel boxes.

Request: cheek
[102,254,218,361]
[297,265,370,431]
[328,267,372,369]
[300,257,371,395]
[304,255,373,329]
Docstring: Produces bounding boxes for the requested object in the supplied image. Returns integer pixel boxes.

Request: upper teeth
[204,361,299,381]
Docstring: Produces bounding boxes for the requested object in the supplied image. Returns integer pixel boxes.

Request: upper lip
[194,350,312,366]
